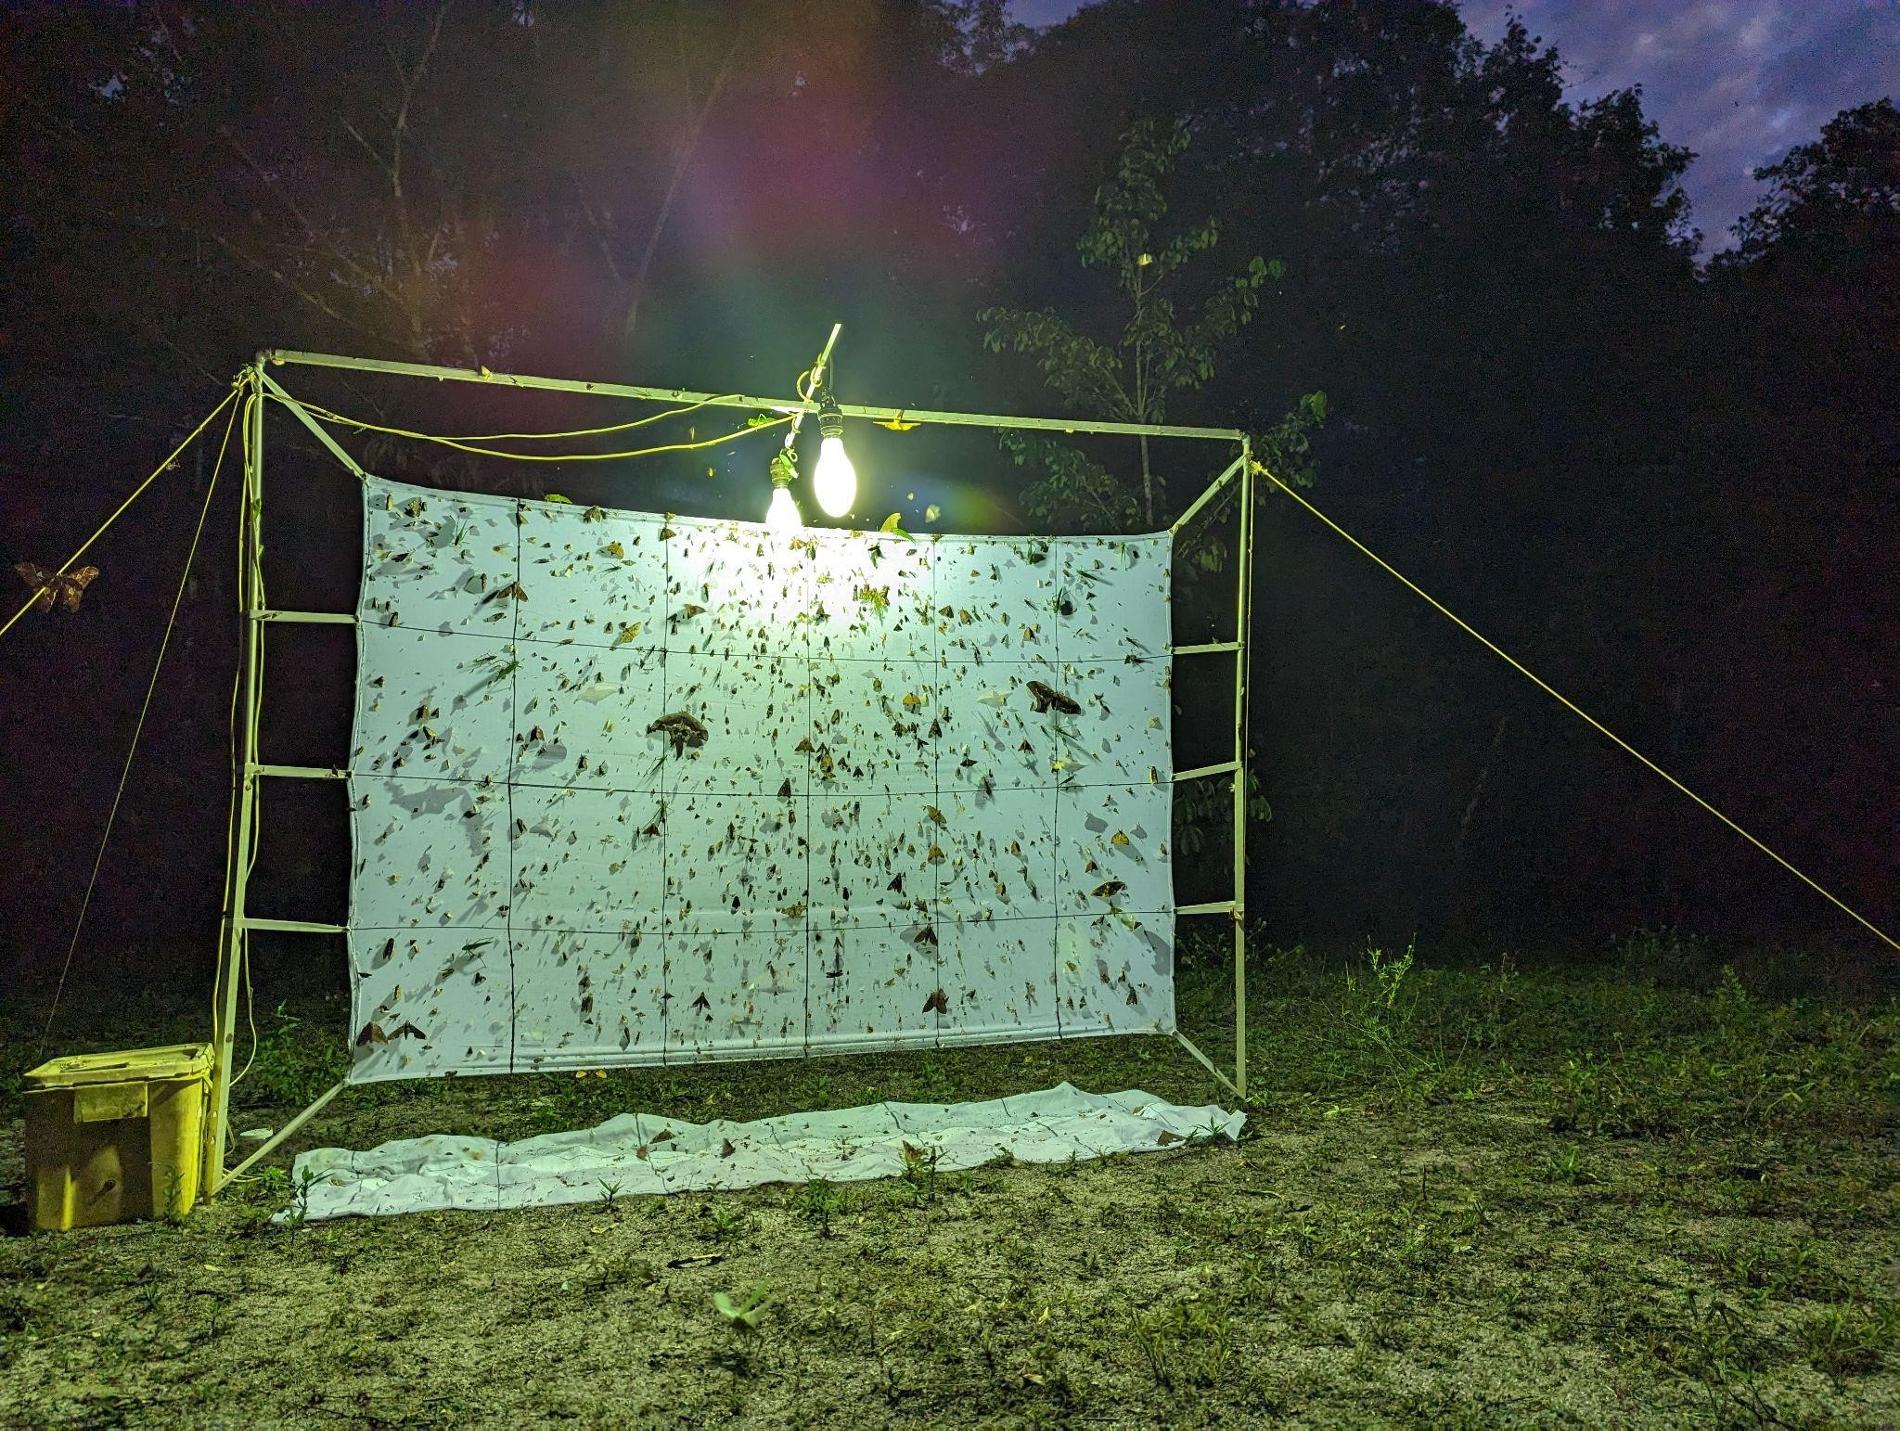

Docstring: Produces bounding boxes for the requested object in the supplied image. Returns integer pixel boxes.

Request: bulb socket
[816,392,845,441]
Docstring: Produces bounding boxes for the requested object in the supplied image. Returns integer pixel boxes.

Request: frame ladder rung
[1172,640,1241,654]
[237,916,346,934]
[1177,900,1237,917]
[1174,760,1239,783]
[252,763,349,780]
[256,609,356,625]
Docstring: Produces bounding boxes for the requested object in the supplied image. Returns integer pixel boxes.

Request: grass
[0,929,1894,1424]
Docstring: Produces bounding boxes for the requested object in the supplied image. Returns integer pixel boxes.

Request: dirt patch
[2,950,1895,1422]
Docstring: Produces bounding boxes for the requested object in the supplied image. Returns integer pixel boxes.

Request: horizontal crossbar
[1172,640,1241,655]
[253,763,347,780]
[1177,900,1237,916]
[1174,761,1239,782]
[238,917,346,934]
[264,350,1248,442]
[257,609,356,625]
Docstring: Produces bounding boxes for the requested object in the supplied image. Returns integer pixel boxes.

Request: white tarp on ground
[283,1083,1242,1221]
[348,475,1176,1083]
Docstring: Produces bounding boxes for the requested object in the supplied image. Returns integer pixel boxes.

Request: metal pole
[258,609,356,625]
[258,372,368,479]
[1175,760,1240,783]
[811,322,843,388]
[220,1077,347,1184]
[1169,456,1244,535]
[1174,1031,1241,1100]
[204,364,266,1199]
[260,349,1246,443]
[1231,437,1255,1099]
[1173,641,1241,655]
[238,916,346,934]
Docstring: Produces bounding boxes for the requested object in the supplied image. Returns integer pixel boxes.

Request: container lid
[24,1042,212,1088]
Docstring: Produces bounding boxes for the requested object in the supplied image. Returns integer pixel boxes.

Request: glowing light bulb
[812,436,856,517]
[766,482,801,531]
[811,393,856,517]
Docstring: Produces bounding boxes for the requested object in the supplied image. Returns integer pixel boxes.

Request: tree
[3,0,1891,976]
[978,117,1320,534]
[1727,98,1900,266]
[978,117,1314,868]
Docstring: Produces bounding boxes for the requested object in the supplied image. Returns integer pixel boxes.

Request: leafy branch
[981,117,1287,527]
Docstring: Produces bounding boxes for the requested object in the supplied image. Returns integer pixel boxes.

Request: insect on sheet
[347,476,1176,1082]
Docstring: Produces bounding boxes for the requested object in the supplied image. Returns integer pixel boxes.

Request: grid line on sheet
[656,526,671,1064]
[1050,551,1064,1040]
[356,766,1164,797]
[379,622,1173,666]
[504,500,523,1074]
[356,483,1177,1075]
[484,640,1174,665]
[368,619,1140,666]
[348,910,1174,939]
[928,543,943,1046]
[802,542,816,1058]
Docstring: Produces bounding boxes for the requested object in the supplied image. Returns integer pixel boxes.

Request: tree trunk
[1137,432,1155,528]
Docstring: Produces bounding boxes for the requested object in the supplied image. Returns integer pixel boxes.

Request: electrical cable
[404,391,747,441]
[278,396,790,462]
[228,380,266,1093]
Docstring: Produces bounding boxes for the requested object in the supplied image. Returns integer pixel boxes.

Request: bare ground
[2,942,1895,1425]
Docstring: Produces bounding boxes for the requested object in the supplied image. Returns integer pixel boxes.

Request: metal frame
[201,349,1260,1197]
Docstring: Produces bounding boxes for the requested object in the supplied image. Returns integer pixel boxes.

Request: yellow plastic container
[22,1043,210,1230]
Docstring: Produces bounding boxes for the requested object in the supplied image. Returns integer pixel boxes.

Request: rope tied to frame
[1,387,242,646]
[37,377,250,1058]
[1251,458,1900,957]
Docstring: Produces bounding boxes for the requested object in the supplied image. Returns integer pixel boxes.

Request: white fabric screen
[347,476,1175,1082]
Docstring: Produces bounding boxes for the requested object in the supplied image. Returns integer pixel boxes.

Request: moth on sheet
[348,475,1176,1082]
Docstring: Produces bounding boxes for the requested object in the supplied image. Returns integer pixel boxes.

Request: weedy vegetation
[0,929,1893,1423]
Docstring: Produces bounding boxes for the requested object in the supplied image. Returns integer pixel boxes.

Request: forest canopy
[1,1,1893,976]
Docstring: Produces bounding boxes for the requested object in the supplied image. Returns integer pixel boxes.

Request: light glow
[765,482,802,531]
[812,435,857,517]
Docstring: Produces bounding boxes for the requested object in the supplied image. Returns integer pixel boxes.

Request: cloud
[1009,0,1083,23]
[1010,1,1896,249]
[1457,0,1900,248]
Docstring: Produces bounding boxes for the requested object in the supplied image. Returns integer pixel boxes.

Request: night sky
[1013,0,1900,250]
